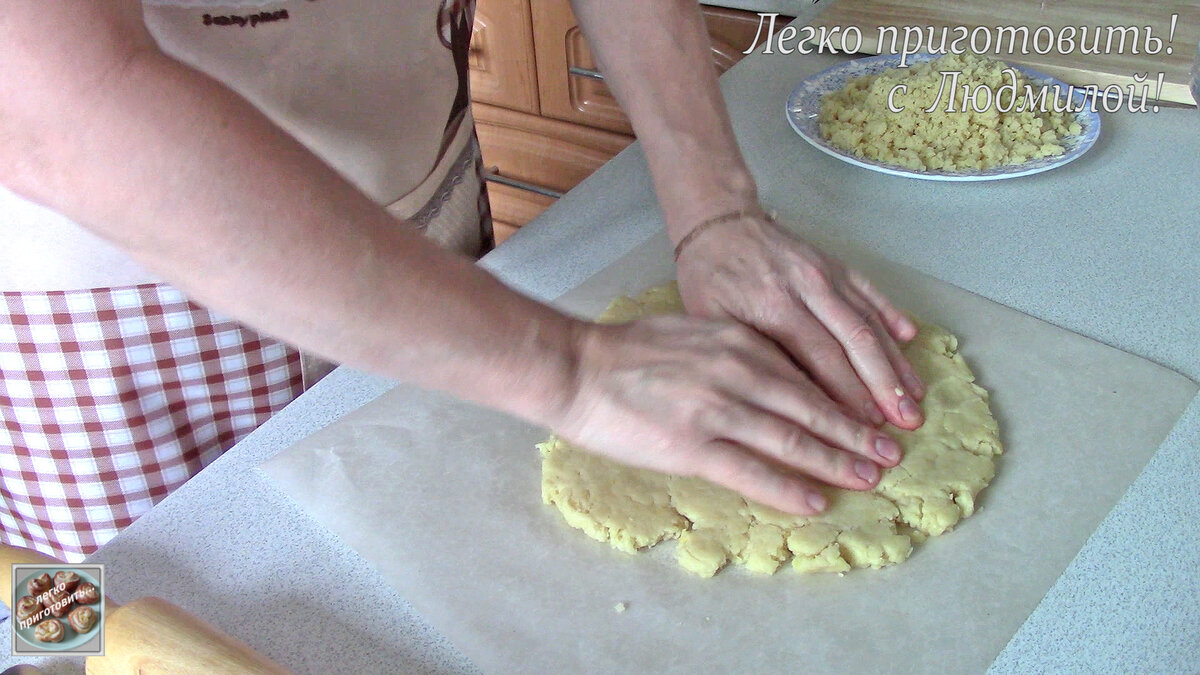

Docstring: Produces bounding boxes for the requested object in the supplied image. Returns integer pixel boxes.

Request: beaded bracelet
[672,206,770,261]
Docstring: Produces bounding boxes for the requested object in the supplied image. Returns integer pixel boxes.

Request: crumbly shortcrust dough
[540,284,1002,576]
[819,53,1083,172]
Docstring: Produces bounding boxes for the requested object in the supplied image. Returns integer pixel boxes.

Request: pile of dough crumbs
[539,283,1003,577]
[818,53,1082,172]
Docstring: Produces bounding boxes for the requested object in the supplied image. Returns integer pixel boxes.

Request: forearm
[1,31,577,425]
[570,0,758,240]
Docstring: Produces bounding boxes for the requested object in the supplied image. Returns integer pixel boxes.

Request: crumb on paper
[614,602,627,613]
[838,572,846,578]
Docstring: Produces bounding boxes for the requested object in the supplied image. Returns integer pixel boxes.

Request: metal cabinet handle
[484,171,564,199]
[568,66,604,81]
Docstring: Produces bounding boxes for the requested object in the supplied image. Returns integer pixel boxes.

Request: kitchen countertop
[4,19,1199,675]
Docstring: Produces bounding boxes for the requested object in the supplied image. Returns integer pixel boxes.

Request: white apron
[0,0,490,561]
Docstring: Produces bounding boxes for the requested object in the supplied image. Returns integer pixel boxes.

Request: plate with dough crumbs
[539,283,1003,578]
[785,52,1101,181]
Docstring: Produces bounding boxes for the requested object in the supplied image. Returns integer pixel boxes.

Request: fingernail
[903,373,925,398]
[875,435,901,463]
[854,459,879,484]
[899,396,923,424]
[806,492,828,512]
[864,402,885,426]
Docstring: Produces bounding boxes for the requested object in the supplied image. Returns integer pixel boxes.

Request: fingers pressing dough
[540,284,1003,577]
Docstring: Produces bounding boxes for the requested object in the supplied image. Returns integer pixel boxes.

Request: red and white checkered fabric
[0,283,303,562]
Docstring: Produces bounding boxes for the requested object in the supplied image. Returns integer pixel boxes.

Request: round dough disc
[540,283,1002,577]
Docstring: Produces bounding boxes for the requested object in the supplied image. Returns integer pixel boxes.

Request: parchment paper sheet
[260,231,1197,674]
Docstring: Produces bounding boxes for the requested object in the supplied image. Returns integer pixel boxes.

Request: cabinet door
[489,182,556,244]
[475,101,633,231]
[469,0,540,114]
[530,1,774,134]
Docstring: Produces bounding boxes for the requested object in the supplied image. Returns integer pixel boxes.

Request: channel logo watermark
[10,564,105,657]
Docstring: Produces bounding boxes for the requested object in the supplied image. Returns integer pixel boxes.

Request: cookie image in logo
[10,564,105,656]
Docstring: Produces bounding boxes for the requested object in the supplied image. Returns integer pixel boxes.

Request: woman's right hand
[553,315,905,515]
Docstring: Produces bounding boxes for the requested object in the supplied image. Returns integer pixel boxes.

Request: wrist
[531,318,617,437]
[658,168,759,244]
[672,205,772,262]
[482,311,587,430]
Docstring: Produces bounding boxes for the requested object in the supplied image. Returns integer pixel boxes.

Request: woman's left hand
[673,210,926,430]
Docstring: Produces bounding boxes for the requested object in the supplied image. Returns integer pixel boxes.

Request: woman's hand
[553,315,905,515]
[674,211,926,430]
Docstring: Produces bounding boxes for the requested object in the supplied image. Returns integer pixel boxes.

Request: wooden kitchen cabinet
[474,101,632,194]
[530,1,768,135]
[474,102,628,236]
[468,0,540,114]
[470,0,779,243]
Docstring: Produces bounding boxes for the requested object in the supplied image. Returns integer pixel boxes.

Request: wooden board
[811,0,1200,105]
